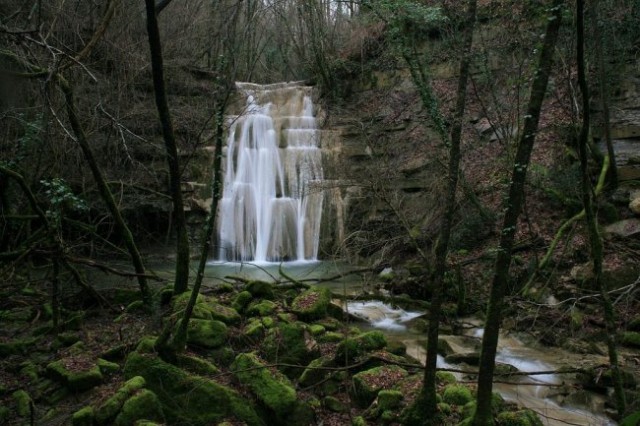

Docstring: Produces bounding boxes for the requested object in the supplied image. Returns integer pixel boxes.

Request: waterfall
[217,82,324,263]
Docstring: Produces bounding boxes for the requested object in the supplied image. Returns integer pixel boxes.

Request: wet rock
[444,352,480,366]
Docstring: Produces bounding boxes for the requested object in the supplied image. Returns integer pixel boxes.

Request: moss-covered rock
[496,409,543,426]
[436,371,457,384]
[124,352,261,425]
[442,384,473,406]
[444,352,480,366]
[172,292,241,324]
[298,356,335,387]
[246,281,275,299]
[246,300,277,317]
[176,354,219,375]
[437,402,452,415]
[263,322,320,378]
[114,389,165,426]
[231,352,297,418]
[620,331,640,348]
[377,390,403,410]
[244,319,266,339]
[13,390,31,417]
[308,324,326,336]
[46,359,103,392]
[291,287,331,320]
[232,291,253,313]
[72,406,94,426]
[351,366,408,407]
[318,331,344,343]
[316,316,341,331]
[19,361,39,381]
[98,358,121,375]
[95,376,147,425]
[185,319,228,349]
[209,302,242,325]
[387,340,407,356]
[334,331,386,365]
[323,396,348,412]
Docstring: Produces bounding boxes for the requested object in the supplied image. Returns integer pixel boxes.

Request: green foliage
[442,384,473,406]
[40,178,88,226]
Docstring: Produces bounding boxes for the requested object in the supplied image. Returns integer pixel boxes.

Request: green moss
[125,300,146,313]
[46,359,103,392]
[442,384,473,406]
[244,319,265,339]
[352,416,366,426]
[351,366,408,407]
[124,352,261,425]
[309,324,326,336]
[209,303,241,325]
[13,390,31,417]
[436,371,457,384]
[334,331,387,364]
[387,340,407,356]
[323,396,347,413]
[496,409,543,426]
[380,410,396,423]
[247,300,277,316]
[246,281,275,299]
[114,389,164,426]
[233,291,253,313]
[620,331,640,348]
[438,402,452,415]
[95,376,147,424]
[298,356,334,387]
[57,332,81,346]
[263,322,320,378]
[209,347,236,367]
[19,362,39,381]
[176,354,219,376]
[291,287,331,320]
[261,316,275,328]
[185,319,228,349]
[316,317,341,330]
[318,331,344,343]
[377,390,403,410]
[135,337,157,354]
[0,338,36,357]
[0,406,10,423]
[231,352,297,417]
[72,406,94,426]
[98,358,121,375]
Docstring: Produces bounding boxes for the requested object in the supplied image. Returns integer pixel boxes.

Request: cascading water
[217,82,324,263]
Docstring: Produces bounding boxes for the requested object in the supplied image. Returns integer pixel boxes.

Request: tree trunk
[144,0,190,294]
[576,0,626,415]
[472,1,563,424]
[421,0,477,422]
[58,77,151,304]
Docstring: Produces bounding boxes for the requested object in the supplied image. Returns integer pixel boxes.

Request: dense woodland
[1,1,640,425]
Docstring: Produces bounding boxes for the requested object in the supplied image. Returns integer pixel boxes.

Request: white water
[346,300,423,331]
[217,82,324,262]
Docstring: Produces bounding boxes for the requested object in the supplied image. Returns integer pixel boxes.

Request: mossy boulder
[95,376,147,425]
[444,352,480,366]
[232,291,253,313]
[377,390,403,410]
[308,324,326,336]
[231,352,297,421]
[176,354,219,376]
[246,300,277,317]
[620,331,640,348]
[291,287,331,320]
[436,371,457,384]
[172,292,241,324]
[243,319,266,339]
[46,359,103,392]
[323,396,348,413]
[13,390,32,417]
[209,303,241,325]
[263,322,320,377]
[185,319,228,349]
[72,406,94,426]
[246,281,275,299]
[334,331,387,365]
[97,358,121,375]
[442,384,473,406]
[124,352,261,425]
[496,409,543,426]
[351,365,408,407]
[318,331,344,343]
[298,356,335,387]
[114,389,164,426]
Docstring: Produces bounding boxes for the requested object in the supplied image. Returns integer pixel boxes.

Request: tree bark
[472,1,564,424]
[144,0,190,294]
[576,0,626,415]
[58,77,151,304]
[421,0,477,422]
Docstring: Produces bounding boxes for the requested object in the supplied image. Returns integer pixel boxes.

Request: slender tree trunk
[576,0,626,415]
[472,2,564,424]
[422,0,477,422]
[591,0,618,188]
[57,77,151,303]
[144,0,190,294]
[172,102,226,351]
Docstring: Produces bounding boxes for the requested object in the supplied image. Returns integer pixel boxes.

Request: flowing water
[217,82,324,262]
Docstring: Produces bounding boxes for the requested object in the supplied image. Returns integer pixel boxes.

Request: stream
[202,261,616,425]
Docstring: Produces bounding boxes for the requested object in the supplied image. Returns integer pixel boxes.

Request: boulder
[291,287,332,320]
[95,376,146,425]
[185,319,228,349]
[46,358,103,392]
[351,365,408,407]
[442,384,473,406]
[496,409,543,426]
[263,322,320,377]
[123,352,261,425]
[334,331,387,365]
